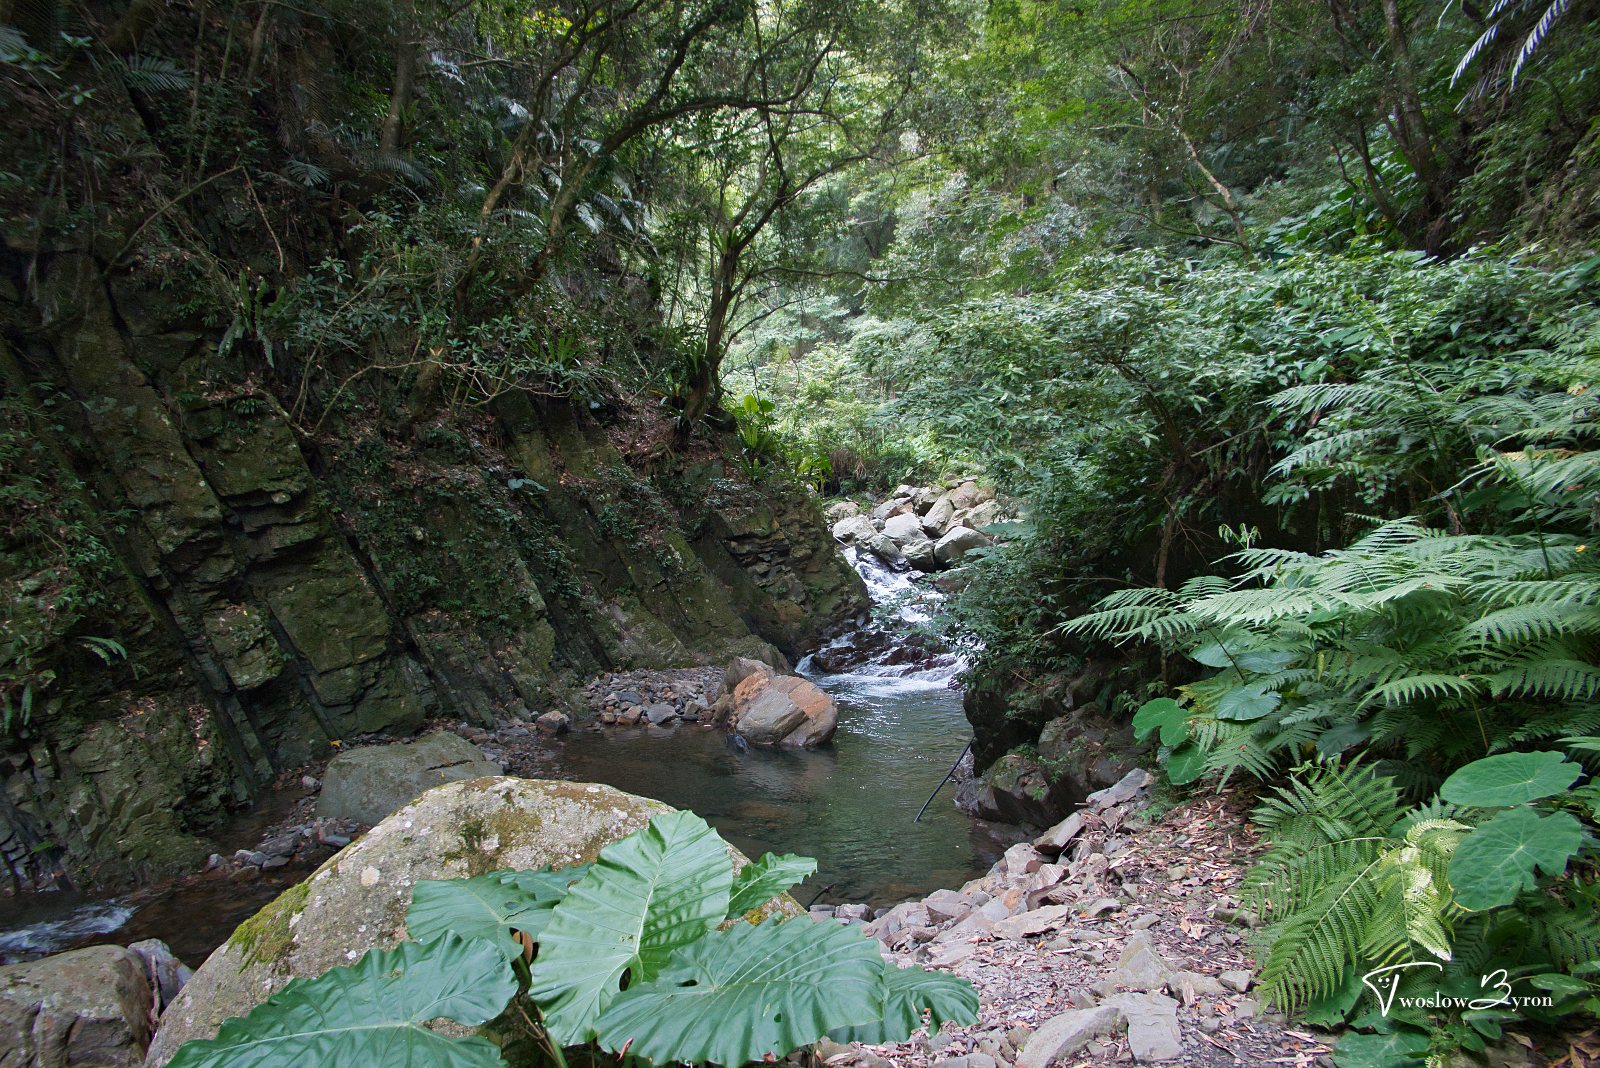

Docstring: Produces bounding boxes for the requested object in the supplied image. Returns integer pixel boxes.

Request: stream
[0,547,1003,964]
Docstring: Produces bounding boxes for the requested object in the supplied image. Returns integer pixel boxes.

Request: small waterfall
[799,546,966,689]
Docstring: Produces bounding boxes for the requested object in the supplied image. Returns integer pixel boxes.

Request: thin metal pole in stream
[914,740,972,823]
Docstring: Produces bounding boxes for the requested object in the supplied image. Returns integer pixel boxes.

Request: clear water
[550,669,1003,905]
[0,542,1003,962]
[548,548,1006,906]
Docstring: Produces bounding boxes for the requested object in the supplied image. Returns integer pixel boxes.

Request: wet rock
[900,536,937,571]
[0,945,154,1066]
[863,532,907,568]
[145,778,801,1065]
[955,750,1062,826]
[644,702,678,726]
[316,731,501,825]
[1015,1005,1122,1068]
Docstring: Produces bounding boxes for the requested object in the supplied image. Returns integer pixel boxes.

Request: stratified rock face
[730,669,839,748]
[144,777,800,1065]
[1,245,865,892]
[316,732,502,825]
[0,945,155,1067]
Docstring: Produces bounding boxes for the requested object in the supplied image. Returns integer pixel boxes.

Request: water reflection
[551,663,1005,906]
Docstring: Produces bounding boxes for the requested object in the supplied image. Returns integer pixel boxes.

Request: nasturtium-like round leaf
[594,917,884,1067]
[1132,698,1188,746]
[1164,742,1208,785]
[1448,807,1585,911]
[726,852,816,919]
[1215,682,1282,721]
[1439,751,1584,808]
[167,934,516,1068]
[526,809,734,1046]
[407,865,588,960]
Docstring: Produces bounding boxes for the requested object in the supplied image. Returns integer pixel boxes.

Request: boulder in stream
[730,668,839,748]
[0,945,155,1066]
[144,777,800,1065]
[881,511,924,544]
[316,730,500,825]
[934,525,989,565]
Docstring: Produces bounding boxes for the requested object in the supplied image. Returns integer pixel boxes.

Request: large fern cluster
[1242,759,1600,1027]
[1065,322,1600,785]
[1245,762,1467,1009]
[1069,517,1600,783]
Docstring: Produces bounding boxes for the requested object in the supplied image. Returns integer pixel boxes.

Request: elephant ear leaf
[407,865,590,961]
[167,934,516,1068]
[1439,751,1584,807]
[527,810,734,1045]
[828,965,979,1044]
[1448,807,1585,910]
[594,917,884,1067]
[727,853,817,919]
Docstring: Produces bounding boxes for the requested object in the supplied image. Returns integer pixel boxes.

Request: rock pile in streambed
[827,480,1015,571]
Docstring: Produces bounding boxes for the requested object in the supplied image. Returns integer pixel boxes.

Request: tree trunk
[379,37,417,156]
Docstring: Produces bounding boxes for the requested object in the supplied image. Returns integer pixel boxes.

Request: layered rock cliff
[0,256,865,894]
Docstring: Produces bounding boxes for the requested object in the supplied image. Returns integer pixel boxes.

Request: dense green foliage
[9,0,1600,1056]
[716,0,1600,1060]
[170,811,977,1067]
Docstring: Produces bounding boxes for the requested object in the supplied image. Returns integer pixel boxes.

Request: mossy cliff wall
[0,249,866,893]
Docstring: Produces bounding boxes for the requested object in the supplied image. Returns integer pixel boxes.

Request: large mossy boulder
[145,777,800,1065]
[316,731,501,826]
[0,945,156,1066]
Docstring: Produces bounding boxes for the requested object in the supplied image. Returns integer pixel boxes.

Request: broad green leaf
[167,935,515,1068]
[527,810,734,1045]
[407,865,589,960]
[1331,1029,1430,1068]
[1216,682,1282,721]
[594,918,884,1066]
[827,964,979,1044]
[1193,643,1295,673]
[726,852,817,919]
[1448,807,1584,910]
[1164,743,1207,785]
[1439,751,1584,807]
[1132,698,1187,746]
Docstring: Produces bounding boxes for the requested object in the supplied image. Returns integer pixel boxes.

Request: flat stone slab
[317,730,500,825]
[1016,1005,1122,1068]
[1105,992,1182,1062]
